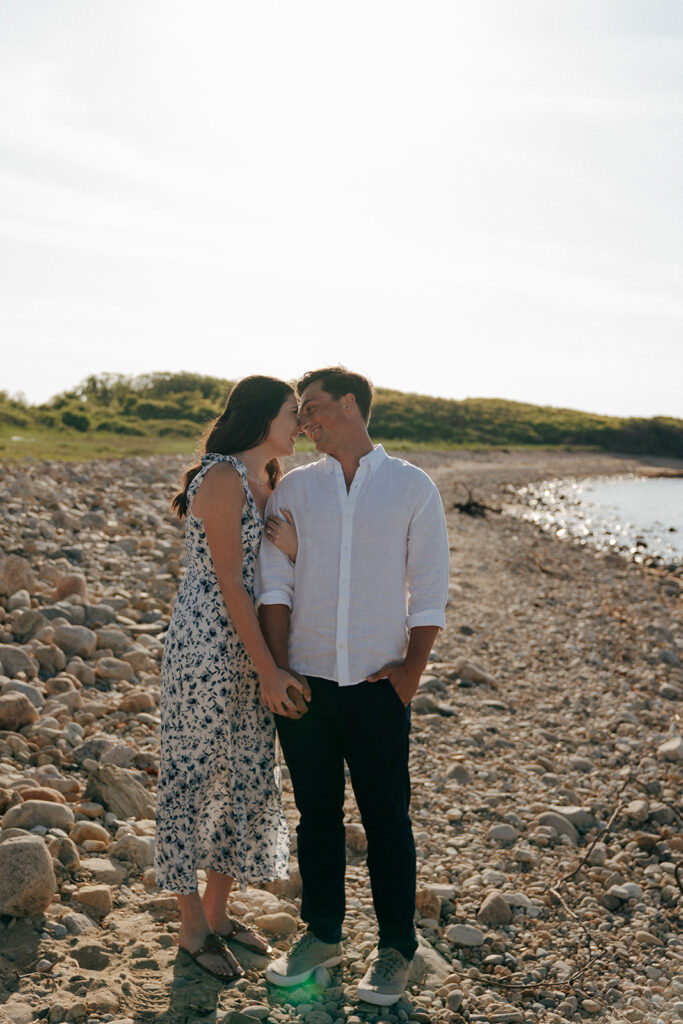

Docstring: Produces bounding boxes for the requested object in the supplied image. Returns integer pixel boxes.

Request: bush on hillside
[94,418,145,435]
[61,409,90,432]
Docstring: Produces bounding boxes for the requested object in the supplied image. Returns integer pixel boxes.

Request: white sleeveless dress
[155,454,289,892]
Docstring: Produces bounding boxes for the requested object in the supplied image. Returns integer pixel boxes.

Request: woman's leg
[177,890,242,977]
[202,870,234,931]
[203,870,271,953]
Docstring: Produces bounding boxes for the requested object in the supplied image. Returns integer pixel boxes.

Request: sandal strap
[190,931,229,959]
[226,914,263,940]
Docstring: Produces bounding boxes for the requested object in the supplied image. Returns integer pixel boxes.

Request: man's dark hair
[296,366,374,424]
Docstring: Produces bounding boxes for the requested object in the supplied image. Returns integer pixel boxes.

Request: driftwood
[453,483,501,517]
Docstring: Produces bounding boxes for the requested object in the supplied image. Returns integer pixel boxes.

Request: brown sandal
[180,931,244,980]
[218,914,273,955]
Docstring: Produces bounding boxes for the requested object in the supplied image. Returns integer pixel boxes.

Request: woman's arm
[193,464,305,717]
[265,509,297,561]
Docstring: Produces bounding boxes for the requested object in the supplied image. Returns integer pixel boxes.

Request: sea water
[511,475,683,564]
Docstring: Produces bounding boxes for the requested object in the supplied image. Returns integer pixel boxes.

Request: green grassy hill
[1,372,681,460]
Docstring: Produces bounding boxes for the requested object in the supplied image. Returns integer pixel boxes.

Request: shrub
[61,409,90,432]
[36,410,57,428]
[94,418,145,435]
[157,421,202,438]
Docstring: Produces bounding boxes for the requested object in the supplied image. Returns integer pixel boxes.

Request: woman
[155,376,305,981]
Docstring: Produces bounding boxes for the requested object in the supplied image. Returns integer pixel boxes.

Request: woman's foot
[206,910,272,954]
[178,926,244,979]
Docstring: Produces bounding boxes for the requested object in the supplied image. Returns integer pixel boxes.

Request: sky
[1,1,682,418]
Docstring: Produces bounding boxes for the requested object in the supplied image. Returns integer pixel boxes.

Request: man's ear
[342,393,356,414]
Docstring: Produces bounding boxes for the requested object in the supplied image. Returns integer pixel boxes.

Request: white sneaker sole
[265,953,344,987]
[356,985,403,1006]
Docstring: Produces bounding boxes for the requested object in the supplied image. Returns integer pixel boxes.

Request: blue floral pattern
[155,454,289,893]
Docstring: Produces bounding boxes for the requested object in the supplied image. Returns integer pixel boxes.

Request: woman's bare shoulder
[193,460,244,516]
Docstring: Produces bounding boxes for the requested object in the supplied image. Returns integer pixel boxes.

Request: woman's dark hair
[172,375,295,518]
[296,366,373,423]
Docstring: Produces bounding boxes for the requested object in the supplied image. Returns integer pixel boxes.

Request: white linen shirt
[254,444,449,686]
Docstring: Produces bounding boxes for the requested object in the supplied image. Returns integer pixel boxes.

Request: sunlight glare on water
[510,475,683,564]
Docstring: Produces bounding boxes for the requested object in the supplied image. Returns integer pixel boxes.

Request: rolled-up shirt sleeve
[405,483,449,629]
[254,490,295,609]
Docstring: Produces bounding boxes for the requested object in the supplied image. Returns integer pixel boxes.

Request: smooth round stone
[446,924,484,946]
[2,800,74,831]
[487,823,517,844]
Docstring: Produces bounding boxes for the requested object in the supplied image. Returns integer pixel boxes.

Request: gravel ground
[0,448,680,1024]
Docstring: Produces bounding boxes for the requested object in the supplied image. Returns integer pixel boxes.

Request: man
[255,367,449,1006]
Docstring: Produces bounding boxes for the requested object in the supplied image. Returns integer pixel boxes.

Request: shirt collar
[322,444,387,474]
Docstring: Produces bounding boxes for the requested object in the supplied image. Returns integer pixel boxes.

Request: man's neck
[326,437,374,491]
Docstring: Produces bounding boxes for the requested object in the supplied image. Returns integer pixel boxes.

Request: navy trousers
[275,676,417,961]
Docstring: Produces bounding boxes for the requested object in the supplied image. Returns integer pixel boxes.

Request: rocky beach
[0,448,681,1024]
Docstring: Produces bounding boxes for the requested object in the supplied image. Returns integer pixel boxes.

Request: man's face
[298,379,350,452]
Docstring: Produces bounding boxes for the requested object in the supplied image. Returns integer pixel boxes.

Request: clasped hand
[260,667,311,719]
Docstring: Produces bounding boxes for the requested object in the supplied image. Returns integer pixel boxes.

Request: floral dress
[155,454,289,893]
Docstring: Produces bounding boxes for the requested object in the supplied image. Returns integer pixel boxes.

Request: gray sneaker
[357,947,411,1005]
[265,930,344,987]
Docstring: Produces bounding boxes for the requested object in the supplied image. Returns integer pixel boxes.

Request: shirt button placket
[335,475,356,683]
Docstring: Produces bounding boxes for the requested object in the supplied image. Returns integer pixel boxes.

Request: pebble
[487,823,517,844]
[254,911,298,935]
[445,924,484,946]
[73,883,113,917]
[478,890,513,925]
[657,735,683,761]
[535,811,580,845]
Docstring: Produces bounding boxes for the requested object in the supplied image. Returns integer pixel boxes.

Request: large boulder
[117,689,155,714]
[73,884,113,918]
[85,764,155,820]
[95,627,131,655]
[33,643,67,676]
[12,609,48,643]
[2,799,75,831]
[1,680,44,709]
[52,624,97,659]
[0,692,39,731]
[408,935,453,987]
[54,573,88,602]
[0,835,55,916]
[0,555,36,597]
[0,645,39,680]
[108,833,154,868]
[7,589,31,611]
[95,657,135,683]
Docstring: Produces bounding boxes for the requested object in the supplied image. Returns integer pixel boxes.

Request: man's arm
[367,624,440,706]
[367,477,449,705]
[258,602,311,712]
[258,603,291,671]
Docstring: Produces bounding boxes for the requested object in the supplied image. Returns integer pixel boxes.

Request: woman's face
[267,394,300,456]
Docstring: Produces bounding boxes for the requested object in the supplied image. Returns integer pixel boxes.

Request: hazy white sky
[1,1,682,417]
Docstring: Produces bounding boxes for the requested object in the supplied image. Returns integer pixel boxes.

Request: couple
[155,366,450,1006]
